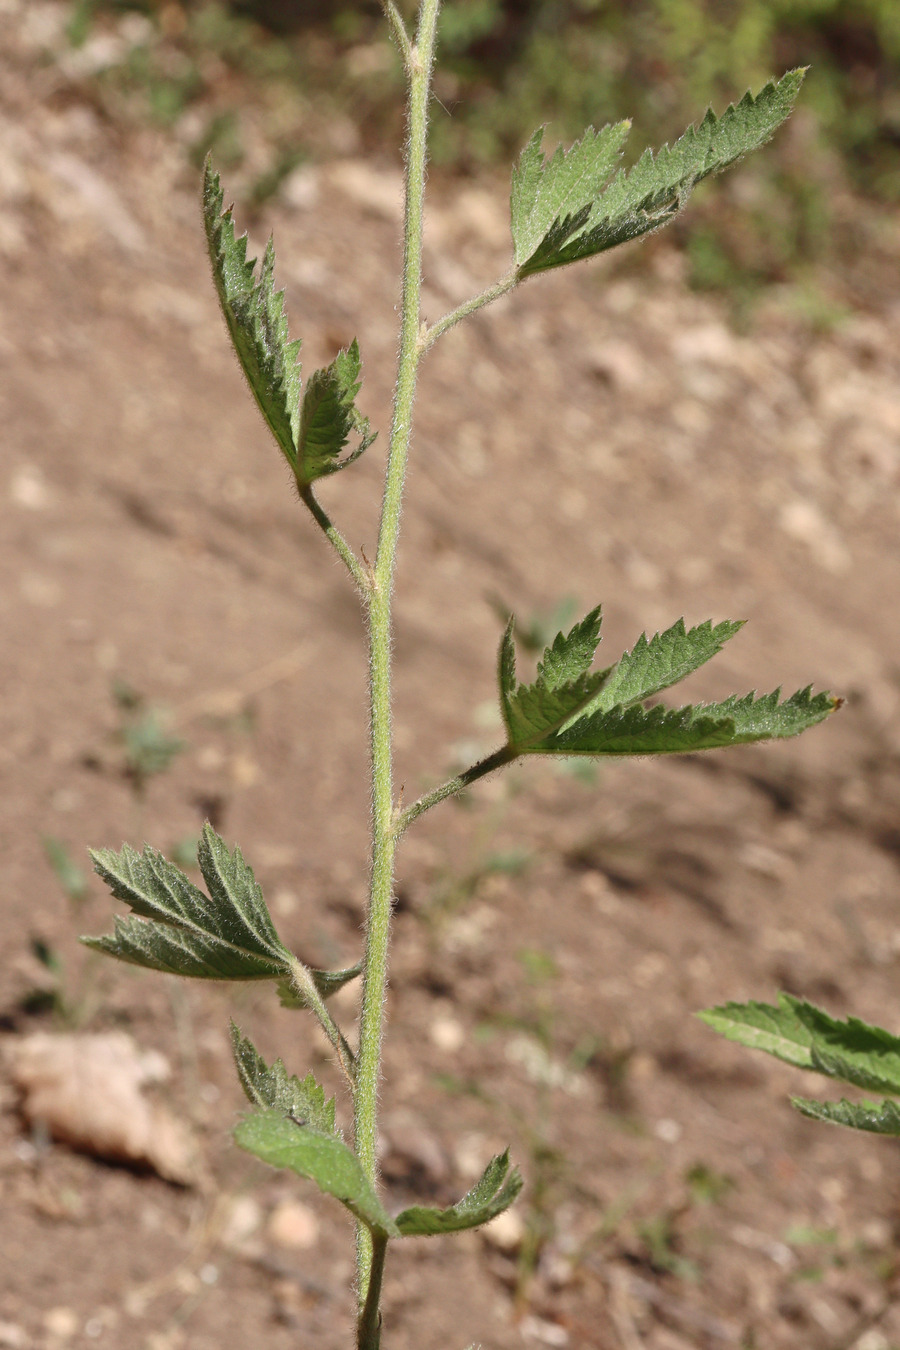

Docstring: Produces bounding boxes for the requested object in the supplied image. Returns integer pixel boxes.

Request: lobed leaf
[515,69,805,277]
[501,607,608,749]
[230,1024,336,1132]
[549,686,837,757]
[701,995,900,1136]
[792,1096,900,1136]
[235,1110,398,1237]
[593,618,744,713]
[203,160,302,471]
[511,121,630,268]
[395,1150,523,1237]
[296,340,376,486]
[697,995,815,1070]
[769,997,900,1097]
[84,823,292,981]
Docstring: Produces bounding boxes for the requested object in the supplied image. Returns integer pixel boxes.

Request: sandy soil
[4,6,900,1349]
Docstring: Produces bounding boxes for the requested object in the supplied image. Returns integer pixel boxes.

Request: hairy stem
[299,484,369,596]
[356,1231,388,1350]
[419,270,518,354]
[287,957,356,1086]
[353,0,442,1332]
[393,744,517,837]
[380,0,413,74]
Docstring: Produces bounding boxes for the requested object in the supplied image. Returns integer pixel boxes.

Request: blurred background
[51,0,900,312]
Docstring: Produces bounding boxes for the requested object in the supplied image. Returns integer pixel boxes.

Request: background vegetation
[64,0,900,302]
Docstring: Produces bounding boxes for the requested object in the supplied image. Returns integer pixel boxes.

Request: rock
[6,1032,198,1185]
[266,1200,320,1250]
[42,1308,78,1340]
[482,1206,526,1254]
[0,1322,28,1349]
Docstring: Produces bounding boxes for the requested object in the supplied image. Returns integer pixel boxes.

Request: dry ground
[4,6,900,1349]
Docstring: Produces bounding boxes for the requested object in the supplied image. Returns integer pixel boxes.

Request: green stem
[354,0,442,1334]
[381,0,413,74]
[357,1231,388,1350]
[393,744,517,838]
[419,270,519,355]
[299,484,369,596]
[288,957,356,1086]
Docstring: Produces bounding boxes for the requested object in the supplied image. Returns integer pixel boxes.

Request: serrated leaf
[84,823,291,981]
[786,998,900,1096]
[203,159,302,471]
[395,1150,523,1237]
[792,1096,900,1136]
[501,607,607,749]
[697,996,815,1070]
[511,121,630,267]
[548,686,837,757]
[296,339,376,487]
[593,619,744,713]
[235,1110,398,1236]
[517,69,805,277]
[276,963,362,1008]
[230,1024,336,1132]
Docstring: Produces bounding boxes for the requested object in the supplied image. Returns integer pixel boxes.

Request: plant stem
[380,0,413,75]
[356,1231,388,1350]
[300,484,369,596]
[288,957,356,1086]
[419,270,518,354]
[393,744,517,837]
[353,0,442,1337]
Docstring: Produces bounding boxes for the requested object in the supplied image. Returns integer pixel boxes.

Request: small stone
[520,1315,569,1346]
[430,1015,464,1053]
[482,1207,526,1254]
[43,1308,78,1340]
[0,1322,28,1349]
[267,1200,319,1250]
[220,1194,262,1250]
[654,1118,682,1144]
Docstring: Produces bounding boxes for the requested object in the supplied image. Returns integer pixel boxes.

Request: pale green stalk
[299,484,369,596]
[353,1,442,1343]
[419,269,518,354]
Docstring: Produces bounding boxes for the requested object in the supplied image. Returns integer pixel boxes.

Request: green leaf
[501,606,608,749]
[549,686,837,757]
[235,1110,398,1237]
[296,340,376,487]
[395,1150,523,1237]
[787,999,900,1096]
[230,1023,336,1132]
[203,159,302,472]
[510,121,630,268]
[516,69,805,277]
[793,1097,900,1136]
[83,823,292,981]
[697,995,815,1070]
[592,619,744,713]
[276,963,362,1008]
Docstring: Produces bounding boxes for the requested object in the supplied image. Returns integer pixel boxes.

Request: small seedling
[83,7,837,1345]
